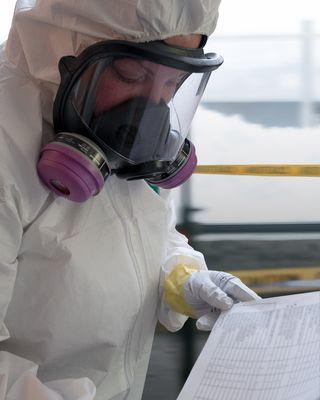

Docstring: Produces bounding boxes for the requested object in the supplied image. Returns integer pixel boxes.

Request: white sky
[215,0,320,35]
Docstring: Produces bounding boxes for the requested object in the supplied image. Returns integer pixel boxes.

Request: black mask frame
[53,39,224,180]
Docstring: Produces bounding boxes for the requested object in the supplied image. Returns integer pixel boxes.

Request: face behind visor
[37,40,223,202]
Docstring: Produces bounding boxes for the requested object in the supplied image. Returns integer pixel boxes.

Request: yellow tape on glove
[195,164,320,177]
[163,264,198,318]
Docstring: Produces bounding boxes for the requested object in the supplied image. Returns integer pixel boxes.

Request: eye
[112,59,147,84]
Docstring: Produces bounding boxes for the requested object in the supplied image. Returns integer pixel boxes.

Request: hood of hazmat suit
[0,1,220,399]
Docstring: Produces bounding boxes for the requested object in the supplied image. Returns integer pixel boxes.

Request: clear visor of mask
[70,57,211,166]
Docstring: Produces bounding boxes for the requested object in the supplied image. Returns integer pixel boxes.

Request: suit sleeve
[157,190,207,332]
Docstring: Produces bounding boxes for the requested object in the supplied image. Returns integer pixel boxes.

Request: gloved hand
[185,269,260,331]
[163,265,260,331]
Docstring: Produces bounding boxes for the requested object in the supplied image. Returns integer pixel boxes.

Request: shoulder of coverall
[0,45,51,226]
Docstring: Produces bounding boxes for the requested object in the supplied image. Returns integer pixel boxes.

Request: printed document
[177,291,320,400]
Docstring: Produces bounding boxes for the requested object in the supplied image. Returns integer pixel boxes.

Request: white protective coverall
[0,1,221,399]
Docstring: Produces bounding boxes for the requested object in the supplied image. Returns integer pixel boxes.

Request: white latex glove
[183,270,261,331]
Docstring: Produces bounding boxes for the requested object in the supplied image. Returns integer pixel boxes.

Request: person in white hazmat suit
[0,1,260,399]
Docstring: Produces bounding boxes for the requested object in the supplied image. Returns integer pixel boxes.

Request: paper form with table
[178,291,320,400]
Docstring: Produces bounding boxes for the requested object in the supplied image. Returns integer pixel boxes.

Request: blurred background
[1,1,320,399]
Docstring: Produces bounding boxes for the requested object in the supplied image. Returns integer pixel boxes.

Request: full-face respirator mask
[37,40,223,202]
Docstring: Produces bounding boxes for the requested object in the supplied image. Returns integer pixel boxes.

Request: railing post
[300,20,315,127]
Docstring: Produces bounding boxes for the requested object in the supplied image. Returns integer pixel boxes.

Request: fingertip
[218,296,233,310]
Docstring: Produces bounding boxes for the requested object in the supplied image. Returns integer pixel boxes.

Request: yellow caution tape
[195,164,320,177]
[228,266,320,296]
[228,266,320,286]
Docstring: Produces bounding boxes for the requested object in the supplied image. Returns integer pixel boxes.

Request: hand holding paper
[184,270,261,330]
[164,265,260,330]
